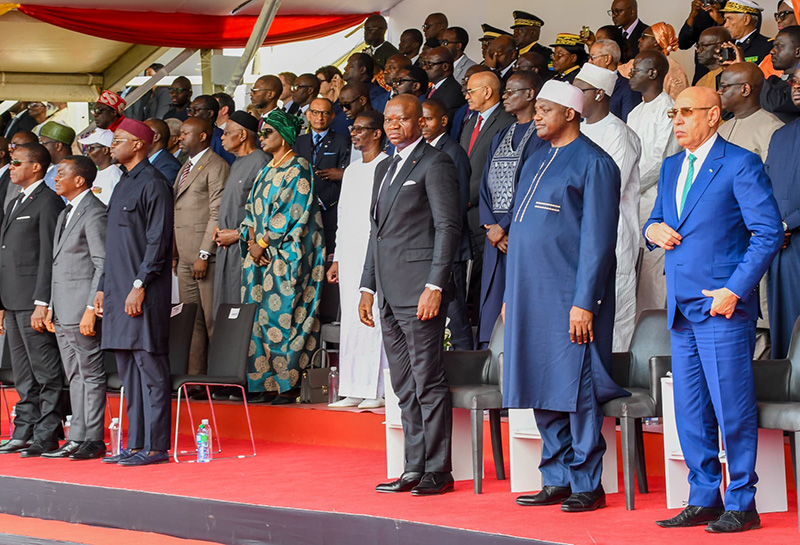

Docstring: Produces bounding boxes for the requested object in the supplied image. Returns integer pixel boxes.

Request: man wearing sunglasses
[164,76,193,122]
[187,95,235,165]
[343,54,390,114]
[393,66,429,102]
[363,14,399,69]
[441,27,477,86]
[92,91,126,132]
[645,87,783,533]
[421,47,466,130]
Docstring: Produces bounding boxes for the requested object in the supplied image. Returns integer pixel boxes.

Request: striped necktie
[178,160,193,193]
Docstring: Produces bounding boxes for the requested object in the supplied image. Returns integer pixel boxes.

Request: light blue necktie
[679,153,697,217]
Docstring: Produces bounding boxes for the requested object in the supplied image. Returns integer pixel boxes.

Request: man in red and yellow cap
[92,90,126,132]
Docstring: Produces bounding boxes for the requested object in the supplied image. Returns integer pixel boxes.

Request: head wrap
[78,128,114,148]
[116,118,154,145]
[721,0,765,14]
[97,90,126,116]
[537,80,584,114]
[575,64,618,97]
[651,22,679,56]
[260,109,301,147]
[229,110,260,134]
[779,0,793,9]
[40,121,76,145]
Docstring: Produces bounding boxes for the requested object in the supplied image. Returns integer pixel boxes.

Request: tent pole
[224,0,282,96]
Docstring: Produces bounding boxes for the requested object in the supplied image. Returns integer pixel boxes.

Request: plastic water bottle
[328,366,339,404]
[64,415,72,442]
[196,419,212,463]
[109,418,121,456]
[9,405,16,437]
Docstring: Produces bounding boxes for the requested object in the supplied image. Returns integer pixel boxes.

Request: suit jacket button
[377,236,382,242]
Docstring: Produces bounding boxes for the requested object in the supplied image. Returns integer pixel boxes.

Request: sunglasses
[290,84,315,92]
[169,87,191,93]
[340,97,364,110]
[259,127,276,138]
[775,10,794,21]
[666,107,713,119]
[419,60,446,69]
[9,159,31,166]
[391,79,417,87]
[350,125,379,134]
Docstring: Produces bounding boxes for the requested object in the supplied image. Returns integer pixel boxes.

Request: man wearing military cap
[39,121,75,194]
[722,0,772,64]
[480,24,512,61]
[550,34,588,83]
[511,10,553,61]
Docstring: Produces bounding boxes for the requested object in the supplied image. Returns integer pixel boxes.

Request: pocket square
[402,181,417,186]
[323,152,336,155]
[16,215,31,220]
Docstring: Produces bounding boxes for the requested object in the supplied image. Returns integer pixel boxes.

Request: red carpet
[0,438,797,545]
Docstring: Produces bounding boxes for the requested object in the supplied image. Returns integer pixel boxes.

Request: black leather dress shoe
[70,440,107,460]
[41,440,83,458]
[118,450,169,466]
[705,510,760,533]
[561,487,606,512]
[102,448,138,464]
[0,439,30,454]
[20,440,58,458]
[656,505,725,528]
[376,471,424,493]
[411,472,455,496]
[516,486,572,506]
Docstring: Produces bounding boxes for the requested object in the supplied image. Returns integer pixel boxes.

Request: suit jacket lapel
[55,195,90,255]
[676,137,725,229]
[370,155,391,222]
[377,141,425,232]
[472,109,499,151]
[2,183,38,235]
[176,150,209,197]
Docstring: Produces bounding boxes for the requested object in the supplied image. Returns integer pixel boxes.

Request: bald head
[718,61,765,116]
[673,87,721,151]
[629,50,669,94]
[466,71,502,112]
[179,117,213,156]
[488,35,518,71]
[144,118,170,152]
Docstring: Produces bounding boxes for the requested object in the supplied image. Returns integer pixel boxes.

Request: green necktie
[679,153,697,217]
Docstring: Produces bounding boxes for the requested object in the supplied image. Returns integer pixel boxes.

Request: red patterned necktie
[178,160,193,192]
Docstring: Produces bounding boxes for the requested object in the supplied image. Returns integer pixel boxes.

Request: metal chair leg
[471,408,484,494]
[206,385,223,454]
[489,408,505,480]
[634,418,649,494]
[794,431,800,533]
[239,385,257,457]
[172,385,185,463]
[620,415,636,510]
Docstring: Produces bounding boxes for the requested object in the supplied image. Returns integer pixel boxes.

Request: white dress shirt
[675,133,717,215]
[63,188,90,228]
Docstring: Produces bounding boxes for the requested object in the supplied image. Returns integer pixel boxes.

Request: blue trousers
[533,352,605,493]
[115,349,171,452]
[671,310,758,512]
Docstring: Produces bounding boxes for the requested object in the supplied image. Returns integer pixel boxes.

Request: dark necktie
[312,133,323,165]
[7,193,24,218]
[59,204,73,239]
[375,155,402,222]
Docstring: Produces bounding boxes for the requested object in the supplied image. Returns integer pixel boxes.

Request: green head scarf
[260,109,302,147]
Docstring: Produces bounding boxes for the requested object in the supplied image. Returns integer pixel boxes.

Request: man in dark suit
[0,136,11,217]
[187,95,236,165]
[43,156,108,461]
[645,87,783,532]
[145,118,182,182]
[399,28,424,65]
[588,40,642,121]
[343,54,390,113]
[610,0,648,58]
[460,71,515,307]
[421,47,467,131]
[393,66,429,102]
[95,119,174,466]
[294,97,351,256]
[360,95,461,495]
[364,14,399,68]
[0,143,65,456]
[422,98,473,350]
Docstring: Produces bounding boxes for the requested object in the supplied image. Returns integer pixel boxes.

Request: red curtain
[17,6,372,48]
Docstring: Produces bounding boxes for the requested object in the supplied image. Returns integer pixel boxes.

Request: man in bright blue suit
[644,87,783,534]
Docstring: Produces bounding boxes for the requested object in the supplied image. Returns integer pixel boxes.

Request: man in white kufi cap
[505,79,629,511]
[77,128,121,205]
[575,64,643,353]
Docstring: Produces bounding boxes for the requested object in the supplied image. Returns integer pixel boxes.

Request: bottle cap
[331,366,338,371]
[66,415,72,422]
[201,419,209,424]
[111,417,119,423]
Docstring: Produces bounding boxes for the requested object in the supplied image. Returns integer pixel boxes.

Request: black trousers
[115,349,171,452]
[447,260,474,350]
[380,300,452,473]
[5,308,63,442]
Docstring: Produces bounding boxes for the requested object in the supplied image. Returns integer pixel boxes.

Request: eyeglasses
[717,82,747,91]
[421,23,431,30]
[340,97,363,110]
[666,107,713,119]
[350,125,379,134]
[502,87,532,96]
[551,51,569,60]
[440,40,461,47]
[391,78,417,87]
[308,109,332,117]
[364,26,383,32]
[38,139,58,146]
[589,53,610,60]
[775,10,794,21]
[91,105,114,115]
[84,144,106,152]
[290,84,315,92]
[607,8,628,16]
[259,127,275,138]
[186,106,213,114]
[27,102,45,109]
[9,159,31,166]
[464,86,488,96]
[250,87,270,93]
[696,41,723,51]
[169,87,191,94]
[110,138,140,145]
[419,60,446,69]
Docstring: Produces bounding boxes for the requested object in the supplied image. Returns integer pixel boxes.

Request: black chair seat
[602,388,656,419]
[320,323,340,345]
[172,374,243,391]
[757,401,800,431]
[107,373,122,391]
[0,368,14,385]
[450,385,503,410]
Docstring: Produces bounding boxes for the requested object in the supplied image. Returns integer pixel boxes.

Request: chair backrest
[318,274,340,324]
[628,310,671,389]
[168,303,198,376]
[485,315,505,386]
[786,316,800,402]
[207,303,257,382]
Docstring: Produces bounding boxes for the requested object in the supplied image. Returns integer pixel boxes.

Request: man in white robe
[326,110,389,409]
[576,64,642,352]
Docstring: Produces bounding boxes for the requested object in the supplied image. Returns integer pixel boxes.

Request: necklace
[269,149,293,167]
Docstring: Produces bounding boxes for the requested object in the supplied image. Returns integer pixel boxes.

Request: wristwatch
[133,279,144,290]
[783,220,789,233]
[199,252,209,261]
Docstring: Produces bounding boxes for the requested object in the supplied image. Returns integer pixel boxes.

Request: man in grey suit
[460,70,514,309]
[0,143,65,457]
[359,95,462,495]
[44,155,108,460]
